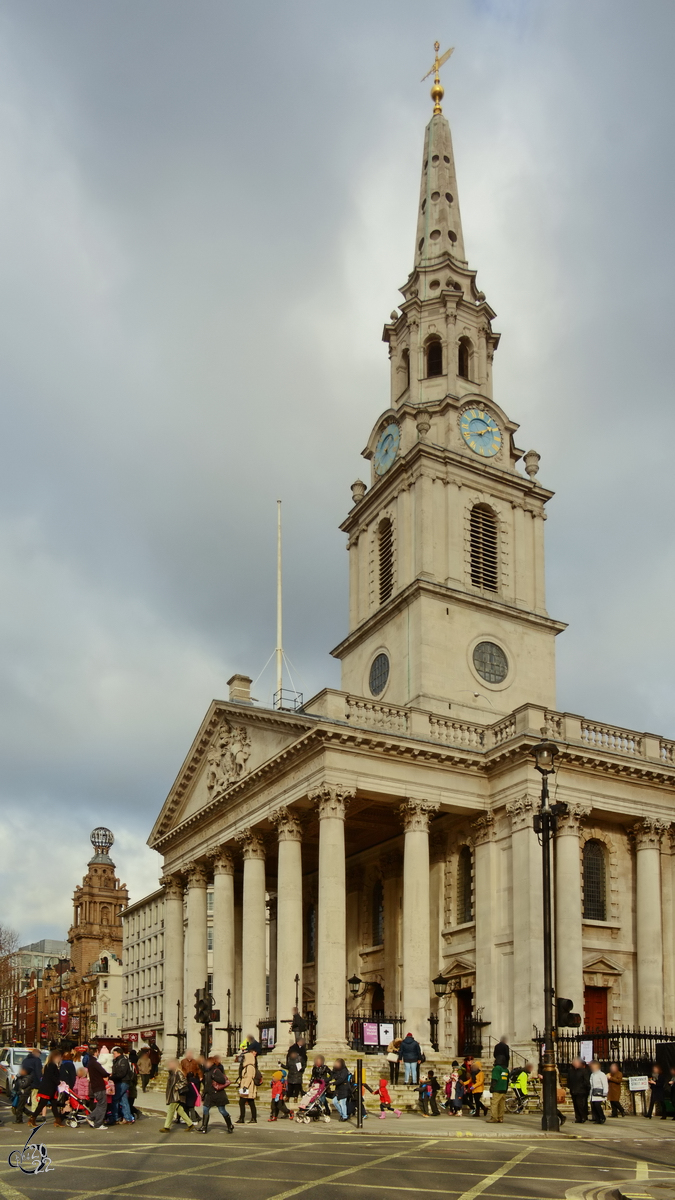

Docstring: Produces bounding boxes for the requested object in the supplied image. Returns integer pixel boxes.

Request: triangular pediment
[583,954,623,976]
[148,700,313,847]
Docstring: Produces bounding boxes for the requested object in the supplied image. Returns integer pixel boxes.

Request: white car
[0,1047,48,1097]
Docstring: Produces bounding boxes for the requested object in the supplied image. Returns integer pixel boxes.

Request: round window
[369,653,390,696]
[473,641,508,684]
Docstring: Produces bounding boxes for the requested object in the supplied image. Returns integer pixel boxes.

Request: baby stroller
[57,1083,93,1129]
[295,1080,331,1124]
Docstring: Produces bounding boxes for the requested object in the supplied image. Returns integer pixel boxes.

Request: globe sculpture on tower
[89,826,115,864]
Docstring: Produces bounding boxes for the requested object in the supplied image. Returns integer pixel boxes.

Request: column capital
[270,806,303,842]
[162,873,184,901]
[555,802,592,836]
[630,817,671,851]
[236,828,266,860]
[399,798,439,833]
[506,796,536,833]
[185,861,209,888]
[309,784,353,820]
[471,812,495,846]
[212,847,235,876]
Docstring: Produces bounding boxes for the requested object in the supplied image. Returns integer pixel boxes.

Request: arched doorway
[370,982,385,1016]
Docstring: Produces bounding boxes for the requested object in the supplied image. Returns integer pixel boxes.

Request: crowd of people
[5,1030,675,1132]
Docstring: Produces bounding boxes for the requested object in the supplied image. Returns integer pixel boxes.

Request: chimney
[227,674,253,705]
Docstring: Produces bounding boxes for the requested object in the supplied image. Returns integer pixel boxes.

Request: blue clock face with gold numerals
[373,423,401,475]
[459,407,502,457]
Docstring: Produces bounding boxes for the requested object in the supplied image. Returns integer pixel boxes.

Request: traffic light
[556,997,581,1027]
[194,988,212,1024]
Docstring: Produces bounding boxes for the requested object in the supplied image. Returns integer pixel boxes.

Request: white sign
[579,1040,594,1063]
[379,1023,394,1046]
[629,1075,649,1092]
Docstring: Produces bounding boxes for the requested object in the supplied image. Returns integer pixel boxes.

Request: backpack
[254,1067,263,1088]
[509,1068,521,1083]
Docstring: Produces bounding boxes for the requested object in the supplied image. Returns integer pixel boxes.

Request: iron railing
[535,1026,675,1076]
[347,1013,406,1052]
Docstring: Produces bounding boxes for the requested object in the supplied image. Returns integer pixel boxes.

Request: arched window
[458,337,471,379]
[457,845,473,924]
[426,339,443,378]
[372,880,384,946]
[378,518,394,605]
[400,348,410,394]
[305,904,316,963]
[470,505,499,592]
[583,840,607,921]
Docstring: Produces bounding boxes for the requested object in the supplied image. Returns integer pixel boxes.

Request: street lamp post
[532,739,559,1133]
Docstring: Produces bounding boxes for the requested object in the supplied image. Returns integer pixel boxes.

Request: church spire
[415,43,466,268]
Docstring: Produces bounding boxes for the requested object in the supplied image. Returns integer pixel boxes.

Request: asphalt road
[2,1109,675,1200]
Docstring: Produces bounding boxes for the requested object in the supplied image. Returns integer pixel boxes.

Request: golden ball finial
[431,82,444,114]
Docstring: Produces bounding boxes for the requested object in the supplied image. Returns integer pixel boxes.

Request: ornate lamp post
[532,739,559,1132]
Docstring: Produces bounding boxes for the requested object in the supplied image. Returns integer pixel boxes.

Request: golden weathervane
[422,41,454,114]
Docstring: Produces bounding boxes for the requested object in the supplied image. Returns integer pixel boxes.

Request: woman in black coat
[200,1057,234,1134]
[29,1051,64,1127]
[59,1053,76,1089]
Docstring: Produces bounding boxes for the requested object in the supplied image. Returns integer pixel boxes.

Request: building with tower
[146,64,675,1061]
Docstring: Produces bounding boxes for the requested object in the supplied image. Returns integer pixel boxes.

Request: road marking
[635,1160,649,1179]
[0,1181,29,1200]
[454,1146,533,1200]
[255,1138,440,1200]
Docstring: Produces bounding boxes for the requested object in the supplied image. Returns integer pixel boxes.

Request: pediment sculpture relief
[205,719,251,799]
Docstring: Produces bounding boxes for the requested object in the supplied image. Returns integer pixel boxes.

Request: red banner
[126,1033,138,1042]
[58,1001,68,1033]
[140,1030,156,1041]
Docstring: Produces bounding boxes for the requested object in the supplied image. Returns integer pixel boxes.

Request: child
[373,1078,401,1119]
[268,1070,292,1122]
[445,1064,463,1115]
[12,1068,33,1124]
[419,1070,440,1116]
[73,1067,91,1103]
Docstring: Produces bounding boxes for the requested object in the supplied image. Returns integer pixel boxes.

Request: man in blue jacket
[398,1033,422,1086]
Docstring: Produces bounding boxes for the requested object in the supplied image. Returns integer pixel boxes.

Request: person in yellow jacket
[514,1065,531,1112]
[470,1061,488,1117]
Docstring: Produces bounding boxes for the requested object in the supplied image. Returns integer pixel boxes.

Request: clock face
[373,423,400,476]
[459,407,502,457]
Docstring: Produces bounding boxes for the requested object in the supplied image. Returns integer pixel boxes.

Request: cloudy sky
[1,0,673,945]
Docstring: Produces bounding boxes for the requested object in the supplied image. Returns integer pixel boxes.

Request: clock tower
[332,70,566,723]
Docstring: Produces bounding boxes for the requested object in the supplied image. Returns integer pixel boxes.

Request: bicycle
[505,1085,543,1113]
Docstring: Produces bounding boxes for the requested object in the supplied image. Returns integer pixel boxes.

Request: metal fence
[347,1013,406,1052]
[534,1026,675,1075]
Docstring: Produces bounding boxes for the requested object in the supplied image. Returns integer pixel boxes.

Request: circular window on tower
[369,653,390,696]
[472,641,508,684]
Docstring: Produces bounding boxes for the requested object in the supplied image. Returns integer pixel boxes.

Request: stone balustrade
[345,696,410,735]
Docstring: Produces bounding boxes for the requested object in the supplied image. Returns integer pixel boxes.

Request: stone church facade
[147,84,675,1061]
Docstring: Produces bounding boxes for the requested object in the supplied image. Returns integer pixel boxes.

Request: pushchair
[295,1080,331,1124]
[57,1083,93,1128]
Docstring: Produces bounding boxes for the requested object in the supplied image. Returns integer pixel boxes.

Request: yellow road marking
[454,1145,533,1200]
[257,1138,439,1200]
[0,1180,29,1200]
[635,1160,649,1179]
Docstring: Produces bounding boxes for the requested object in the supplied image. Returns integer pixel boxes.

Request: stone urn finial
[351,479,367,505]
[416,409,431,442]
[523,449,541,481]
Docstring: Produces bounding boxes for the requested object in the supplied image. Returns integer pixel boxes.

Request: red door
[456,988,473,1056]
[584,987,608,1059]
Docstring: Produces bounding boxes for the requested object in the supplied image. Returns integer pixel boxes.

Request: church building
[147,67,675,1061]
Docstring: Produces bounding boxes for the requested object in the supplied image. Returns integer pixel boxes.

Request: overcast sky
[1,0,674,946]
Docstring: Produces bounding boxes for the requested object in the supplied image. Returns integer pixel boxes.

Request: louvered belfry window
[470,504,499,591]
[379,518,394,604]
[457,845,473,924]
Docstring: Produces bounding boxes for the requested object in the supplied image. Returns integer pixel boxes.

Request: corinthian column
[633,818,670,1027]
[310,785,352,1053]
[400,798,439,1052]
[185,862,209,1050]
[471,814,495,1034]
[238,829,266,1038]
[506,797,543,1052]
[555,804,590,1019]
[211,849,235,1035]
[271,807,303,1042]
[162,874,184,1050]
